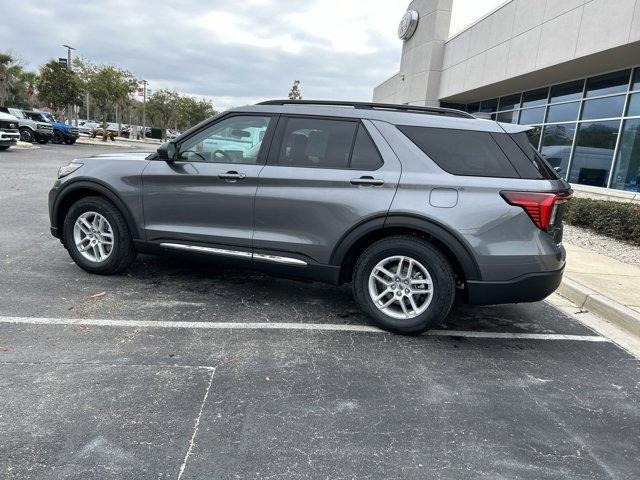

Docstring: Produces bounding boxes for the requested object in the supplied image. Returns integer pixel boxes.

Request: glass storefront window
[519,107,545,125]
[546,102,580,123]
[541,123,576,178]
[499,94,521,111]
[479,98,498,113]
[569,120,620,187]
[497,110,519,123]
[526,126,542,149]
[467,102,480,113]
[522,88,548,108]
[585,70,630,98]
[626,93,640,117]
[549,80,584,103]
[632,68,640,92]
[581,95,626,120]
[610,119,640,191]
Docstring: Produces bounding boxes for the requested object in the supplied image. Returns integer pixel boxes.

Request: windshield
[40,113,56,123]
[9,108,26,119]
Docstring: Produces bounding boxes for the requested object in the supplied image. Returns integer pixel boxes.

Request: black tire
[19,128,34,143]
[0,146,9,151]
[352,235,456,335]
[36,136,49,145]
[52,130,65,144]
[65,138,77,145]
[63,196,137,275]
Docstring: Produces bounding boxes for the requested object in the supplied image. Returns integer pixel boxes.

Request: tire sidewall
[52,131,64,144]
[20,128,34,143]
[63,199,124,274]
[353,239,455,334]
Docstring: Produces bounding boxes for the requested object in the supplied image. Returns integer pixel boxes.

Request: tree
[19,71,38,109]
[86,64,137,140]
[0,53,24,107]
[146,89,180,140]
[288,80,302,100]
[37,60,81,115]
[175,95,216,131]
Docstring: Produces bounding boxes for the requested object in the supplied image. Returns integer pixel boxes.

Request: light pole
[141,79,148,139]
[62,44,75,125]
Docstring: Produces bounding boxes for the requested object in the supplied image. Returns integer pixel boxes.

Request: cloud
[0,0,408,110]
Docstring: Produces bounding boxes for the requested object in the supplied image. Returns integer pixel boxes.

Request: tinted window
[569,120,620,187]
[632,68,640,91]
[581,95,625,120]
[276,117,357,169]
[350,125,383,170]
[479,98,499,113]
[497,111,519,123]
[611,119,640,191]
[522,88,548,108]
[541,123,576,178]
[178,115,271,164]
[627,93,640,116]
[499,94,521,111]
[550,80,584,103]
[398,126,519,178]
[519,107,545,125]
[585,70,630,98]
[467,103,480,113]
[546,102,580,123]
[507,132,558,179]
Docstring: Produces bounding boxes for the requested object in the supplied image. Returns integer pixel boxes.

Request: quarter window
[398,126,519,178]
[350,125,383,170]
[275,117,358,169]
[178,115,271,164]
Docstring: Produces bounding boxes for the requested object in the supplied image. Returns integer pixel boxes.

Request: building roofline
[446,0,513,43]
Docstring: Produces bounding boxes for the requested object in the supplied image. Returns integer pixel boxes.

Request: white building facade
[374,0,640,197]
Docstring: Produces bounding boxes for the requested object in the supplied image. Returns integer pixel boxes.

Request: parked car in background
[92,123,121,138]
[78,120,100,135]
[48,100,572,335]
[25,111,79,145]
[0,111,21,150]
[0,107,53,144]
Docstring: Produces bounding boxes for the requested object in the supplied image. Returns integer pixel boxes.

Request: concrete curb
[558,277,640,336]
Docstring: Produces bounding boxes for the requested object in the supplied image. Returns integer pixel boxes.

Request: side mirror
[157,142,177,161]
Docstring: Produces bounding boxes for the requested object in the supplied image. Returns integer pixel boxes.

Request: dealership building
[374,0,640,201]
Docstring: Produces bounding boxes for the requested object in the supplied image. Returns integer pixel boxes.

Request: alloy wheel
[73,211,114,263]
[368,255,434,320]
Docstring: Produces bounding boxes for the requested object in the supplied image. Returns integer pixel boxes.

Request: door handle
[219,171,247,181]
[350,176,384,186]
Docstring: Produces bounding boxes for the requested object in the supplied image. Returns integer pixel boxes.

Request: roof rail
[256,100,475,119]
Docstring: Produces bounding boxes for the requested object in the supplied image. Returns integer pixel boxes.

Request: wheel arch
[53,180,141,240]
[332,214,481,284]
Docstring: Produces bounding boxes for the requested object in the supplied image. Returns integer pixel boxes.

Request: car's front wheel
[19,128,34,143]
[52,130,65,144]
[63,196,137,274]
[352,236,456,335]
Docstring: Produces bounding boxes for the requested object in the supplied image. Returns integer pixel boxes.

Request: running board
[160,243,307,266]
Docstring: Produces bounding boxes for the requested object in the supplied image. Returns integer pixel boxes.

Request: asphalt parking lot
[1,143,639,480]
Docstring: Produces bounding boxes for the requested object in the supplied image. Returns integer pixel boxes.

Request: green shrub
[564,197,640,245]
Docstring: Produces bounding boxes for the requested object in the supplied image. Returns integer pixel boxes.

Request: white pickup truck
[0,111,20,150]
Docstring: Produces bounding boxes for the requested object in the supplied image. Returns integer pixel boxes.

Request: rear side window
[398,126,519,178]
[350,125,383,170]
[508,132,559,179]
[276,117,357,169]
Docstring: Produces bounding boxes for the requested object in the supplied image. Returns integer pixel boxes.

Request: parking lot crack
[177,366,217,480]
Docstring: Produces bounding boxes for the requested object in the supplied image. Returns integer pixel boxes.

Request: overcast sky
[0,0,506,110]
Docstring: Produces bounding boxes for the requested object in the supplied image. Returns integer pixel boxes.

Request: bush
[564,197,640,245]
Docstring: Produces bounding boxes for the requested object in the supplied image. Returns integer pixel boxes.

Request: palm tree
[0,53,23,107]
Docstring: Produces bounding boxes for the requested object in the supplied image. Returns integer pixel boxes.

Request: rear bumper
[465,268,564,305]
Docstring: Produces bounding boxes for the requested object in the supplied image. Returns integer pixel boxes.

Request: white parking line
[0,316,609,342]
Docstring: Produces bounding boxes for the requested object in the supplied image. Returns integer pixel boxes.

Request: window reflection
[581,95,625,120]
[569,121,620,187]
[611,119,640,192]
[550,80,584,103]
[546,102,580,123]
[522,88,548,108]
[519,107,545,125]
[627,93,640,117]
[541,123,576,178]
[585,70,630,98]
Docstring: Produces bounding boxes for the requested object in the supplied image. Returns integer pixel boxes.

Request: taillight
[501,191,572,231]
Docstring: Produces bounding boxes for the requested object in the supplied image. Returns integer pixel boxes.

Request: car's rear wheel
[352,236,456,335]
[63,196,136,274]
[19,128,34,143]
[64,138,76,145]
[52,130,65,144]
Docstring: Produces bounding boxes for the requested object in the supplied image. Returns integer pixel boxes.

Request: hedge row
[564,197,640,245]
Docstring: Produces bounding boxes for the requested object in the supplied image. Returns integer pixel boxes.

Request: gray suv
[49,100,572,334]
